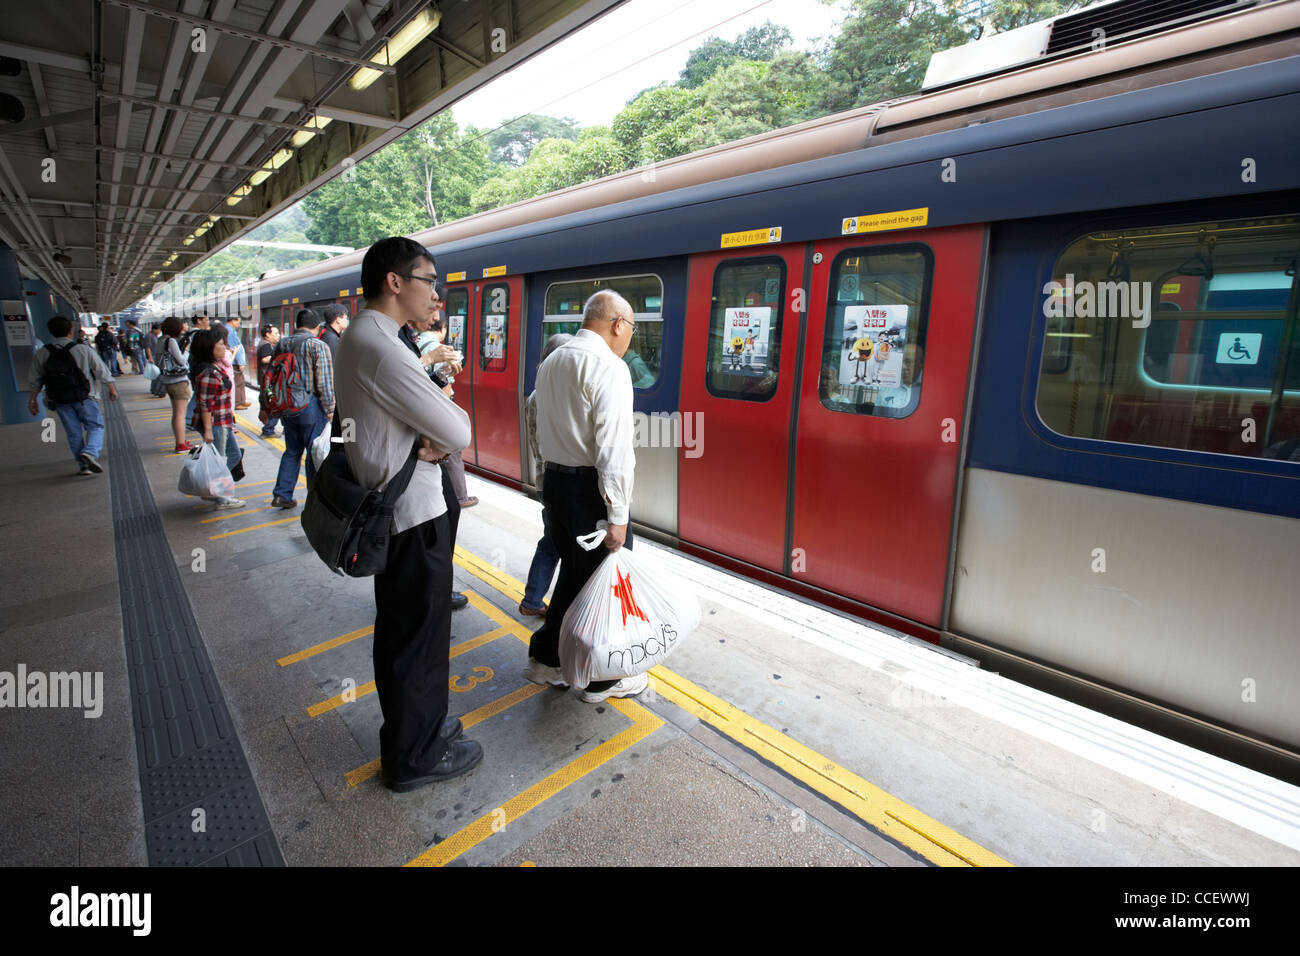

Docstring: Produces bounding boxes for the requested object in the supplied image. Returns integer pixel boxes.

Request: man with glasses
[334,237,479,792]
[525,289,645,703]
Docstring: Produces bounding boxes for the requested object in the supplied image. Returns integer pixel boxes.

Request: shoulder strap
[378,446,422,510]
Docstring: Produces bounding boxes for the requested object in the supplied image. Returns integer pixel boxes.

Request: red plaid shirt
[195,366,233,428]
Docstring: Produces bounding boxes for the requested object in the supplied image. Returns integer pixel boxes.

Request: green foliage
[815,0,974,114]
[486,113,580,166]
[679,21,794,88]
[985,0,1088,36]
[302,111,491,246]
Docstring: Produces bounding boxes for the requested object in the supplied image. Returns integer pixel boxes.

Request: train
[150,0,1300,781]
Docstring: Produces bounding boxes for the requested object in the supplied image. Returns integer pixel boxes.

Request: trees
[678,21,794,88]
[302,111,490,246]
[486,114,580,166]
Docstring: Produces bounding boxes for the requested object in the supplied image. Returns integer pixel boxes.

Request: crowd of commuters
[27,235,643,797]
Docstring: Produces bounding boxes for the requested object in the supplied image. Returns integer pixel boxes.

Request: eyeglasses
[615,314,636,333]
[398,273,438,288]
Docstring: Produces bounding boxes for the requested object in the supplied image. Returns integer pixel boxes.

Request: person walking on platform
[256,323,281,437]
[27,315,118,476]
[270,310,334,508]
[335,236,478,792]
[318,303,349,359]
[94,321,120,376]
[519,333,573,617]
[190,330,245,510]
[526,290,645,703]
[125,321,146,375]
[397,283,470,612]
[226,315,251,409]
[157,316,193,452]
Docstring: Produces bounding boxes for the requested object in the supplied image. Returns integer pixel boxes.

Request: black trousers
[442,462,460,553]
[529,468,632,691]
[373,512,453,779]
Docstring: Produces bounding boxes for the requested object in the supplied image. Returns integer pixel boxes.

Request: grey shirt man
[334,308,471,533]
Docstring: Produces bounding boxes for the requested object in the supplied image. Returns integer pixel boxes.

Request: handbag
[300,428,421,577]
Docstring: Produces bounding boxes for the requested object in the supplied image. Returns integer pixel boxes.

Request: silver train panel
[949,467,1299,747]
[522,442,678,537]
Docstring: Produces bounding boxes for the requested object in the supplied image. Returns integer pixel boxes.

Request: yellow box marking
[451,541,1009,868]
[445,271,466,282]
[841,207,929,235]
[208,516,299,540]
[307,680,376,717]
[344,682,547,788]
[234,413,286,452]
[454,547,527,608]
[406,698,662,866]
[482,265,506,278]
[721,226,782,248]
[647,667,1010,867]
[304,615,511,715]
[278,624,374,666]
[199,504,273,524]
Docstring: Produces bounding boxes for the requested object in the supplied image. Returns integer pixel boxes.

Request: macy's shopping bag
[177,442,236,499]
[559,525,701,689]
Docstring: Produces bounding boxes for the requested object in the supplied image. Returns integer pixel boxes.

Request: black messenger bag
[300,432,421,578]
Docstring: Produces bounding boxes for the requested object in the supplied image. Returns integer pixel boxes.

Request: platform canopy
[0,0,624,312]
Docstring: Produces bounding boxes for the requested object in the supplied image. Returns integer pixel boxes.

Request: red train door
[790,224,984,626]
[679,245,806,572]
[468,274,523,480]
[444,284,476,465]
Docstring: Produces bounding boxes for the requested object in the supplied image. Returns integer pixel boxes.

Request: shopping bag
[559,524,701,689]
[177,442,237,499]
[310,429,334,470]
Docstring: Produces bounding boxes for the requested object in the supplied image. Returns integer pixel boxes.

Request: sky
[450,0,849,131]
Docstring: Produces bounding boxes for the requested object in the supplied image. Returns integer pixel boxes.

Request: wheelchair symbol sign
[1216,333,1261,365]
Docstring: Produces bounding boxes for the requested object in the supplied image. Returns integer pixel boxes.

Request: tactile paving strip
[105,399,283,866]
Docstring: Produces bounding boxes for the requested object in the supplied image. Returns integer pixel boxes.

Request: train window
[480,282,510,372]
[1036,216,1300,461]
[818,245,931,418]
[445,287,469,356]
[706,257,785,401]
[543,274,663,388]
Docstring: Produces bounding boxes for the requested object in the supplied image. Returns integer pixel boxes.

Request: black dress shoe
[450,591,468,610]
[387,739,483,792]
[439,716,463,743]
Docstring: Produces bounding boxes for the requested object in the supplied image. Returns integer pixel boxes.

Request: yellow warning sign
[721,226,782,249]
[482,265,507,278]
[445,271,467,282]
[1161,282,1181,294]
[841,207,929,235]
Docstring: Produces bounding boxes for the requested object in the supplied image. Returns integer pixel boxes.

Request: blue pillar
[0,244,41,426]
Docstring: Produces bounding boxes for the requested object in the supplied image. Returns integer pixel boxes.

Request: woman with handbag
[158,316,193,452]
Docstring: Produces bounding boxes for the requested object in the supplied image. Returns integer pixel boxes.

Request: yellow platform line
[646,665,1008,866]
[199,505,274,524]
[278,624,374,667]
[305,617,514,716]
[452,542,1010,868]
[406,697,662,866]
[208,515,299,540]
[235,412,286,452]
[191,478,301,508]
[344,682,548,789]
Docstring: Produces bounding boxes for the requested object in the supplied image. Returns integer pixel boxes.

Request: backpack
[44,344,92,405]
[263,336,310,416]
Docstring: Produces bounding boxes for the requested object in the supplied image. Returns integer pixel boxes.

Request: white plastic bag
[310,429,334,470]
[559,524,701,689]
[178,443,236,499]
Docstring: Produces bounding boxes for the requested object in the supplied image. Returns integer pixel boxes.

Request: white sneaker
[581,672,649,703]
[523,658,568,687]
[214,498,247,510]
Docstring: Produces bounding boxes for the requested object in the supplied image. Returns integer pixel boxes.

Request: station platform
[4,374,1300,869]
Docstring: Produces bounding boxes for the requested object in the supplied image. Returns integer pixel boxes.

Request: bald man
[525,290,646,703]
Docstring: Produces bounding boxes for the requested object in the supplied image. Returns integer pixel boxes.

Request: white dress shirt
[334,309,472,534]
[535,328,635,524]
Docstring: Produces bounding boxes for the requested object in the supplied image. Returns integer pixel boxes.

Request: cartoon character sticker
[484,315,505,360]
[449,314,465,354]
[723,306,771,373]
[840,304,908,393]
